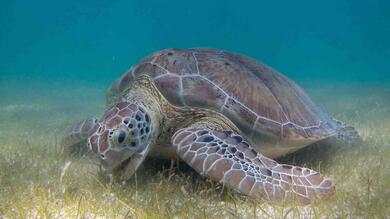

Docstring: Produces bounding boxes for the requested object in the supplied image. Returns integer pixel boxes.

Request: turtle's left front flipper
[60,117,97,158]
[172,126,335,204]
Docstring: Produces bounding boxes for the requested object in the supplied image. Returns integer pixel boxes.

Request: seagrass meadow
[1,0,390,218]
[0,80,389,218]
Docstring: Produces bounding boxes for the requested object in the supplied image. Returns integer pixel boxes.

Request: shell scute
[149,49,198,75]
[223,98,257,131]
[253,118,282,138]
[154,75,182,106]
[196,50,289,124]
[133,62,165,79]
[182,76,227,109]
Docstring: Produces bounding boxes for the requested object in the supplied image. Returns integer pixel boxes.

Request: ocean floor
[0,79,389,218]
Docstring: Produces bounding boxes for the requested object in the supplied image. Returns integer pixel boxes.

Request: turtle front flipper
[60,117,98,158]
[172,125,335,204]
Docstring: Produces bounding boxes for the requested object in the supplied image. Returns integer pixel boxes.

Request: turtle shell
[109,48,337,143]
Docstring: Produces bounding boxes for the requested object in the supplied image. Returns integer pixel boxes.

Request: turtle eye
[117,130,126,144]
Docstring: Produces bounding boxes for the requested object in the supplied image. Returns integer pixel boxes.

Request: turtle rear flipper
[60,117,97,158]
[330,118,362,145]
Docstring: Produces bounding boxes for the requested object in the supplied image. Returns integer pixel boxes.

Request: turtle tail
[332,118,362,145]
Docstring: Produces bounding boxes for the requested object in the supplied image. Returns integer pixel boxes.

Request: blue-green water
[1,0,389,132]
[1,2,390,217]
[1,0,389,86]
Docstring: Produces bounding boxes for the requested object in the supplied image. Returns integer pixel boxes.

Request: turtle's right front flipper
[60,117,97,158]
[172,126,335,204]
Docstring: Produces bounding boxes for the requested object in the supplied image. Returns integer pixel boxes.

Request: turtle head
[88,101,154,181]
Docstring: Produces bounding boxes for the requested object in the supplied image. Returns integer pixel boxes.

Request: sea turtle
[61,48,360,204]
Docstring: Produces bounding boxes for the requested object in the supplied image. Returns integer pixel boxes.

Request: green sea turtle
[61,48,360,204]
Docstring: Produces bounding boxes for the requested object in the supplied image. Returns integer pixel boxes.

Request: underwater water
[0,0,389,218]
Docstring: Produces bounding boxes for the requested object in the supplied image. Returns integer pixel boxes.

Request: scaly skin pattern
[172,126,334,204]
[87,101,154,169]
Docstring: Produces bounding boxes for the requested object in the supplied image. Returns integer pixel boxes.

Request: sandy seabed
[0,79,389,218]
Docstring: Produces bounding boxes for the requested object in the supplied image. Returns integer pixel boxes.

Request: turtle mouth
[111,156,132,181]
[115,156,132,173]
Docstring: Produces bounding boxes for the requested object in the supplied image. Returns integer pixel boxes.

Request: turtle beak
[100,149,135,170]
[112,143,151,182]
